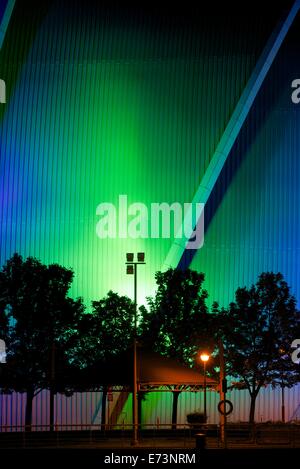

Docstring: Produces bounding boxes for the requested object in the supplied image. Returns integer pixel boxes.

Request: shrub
[186,412,207,424]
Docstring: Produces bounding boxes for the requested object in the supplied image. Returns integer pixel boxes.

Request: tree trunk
[172,392,180,430]
[101,386,108,431]
[25,388,34,431]
[249,394,257,424]
[50,387,54,431]
[49,342,55,431]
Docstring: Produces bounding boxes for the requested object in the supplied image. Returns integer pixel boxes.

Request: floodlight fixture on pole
[125,252,146,446]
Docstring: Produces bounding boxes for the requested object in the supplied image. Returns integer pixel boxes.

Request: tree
[0,253,85,430]
[70,290,136,428]
[140,268,216,428]
[218,272,300,424]
[72,290,135,367]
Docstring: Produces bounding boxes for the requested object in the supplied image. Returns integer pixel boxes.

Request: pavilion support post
[171,391,181,430]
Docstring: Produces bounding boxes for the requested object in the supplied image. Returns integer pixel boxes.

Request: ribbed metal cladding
[1,386,300,429]
[0,2,300,427]
[0,1,280,306]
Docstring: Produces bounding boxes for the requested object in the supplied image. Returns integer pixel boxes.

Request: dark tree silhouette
[217,272,300,424]
[70,290,136,428]
[140,268,216,428]
[72,290,135,367]
[0,253,85,430]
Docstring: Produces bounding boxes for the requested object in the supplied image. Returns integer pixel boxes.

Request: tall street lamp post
[200,353,210,423]
[279,347,287,423]
[126,252,145,446]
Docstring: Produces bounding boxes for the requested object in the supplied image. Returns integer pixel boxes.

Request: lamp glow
[200,353,210,362]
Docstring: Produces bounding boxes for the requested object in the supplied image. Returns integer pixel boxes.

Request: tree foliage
[141,268,215,365]
[0,253,85,428]
[70,290,136,368]
[2,253,300,429]
[217,272,300,423]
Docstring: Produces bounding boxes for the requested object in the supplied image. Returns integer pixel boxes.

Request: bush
[186,412,207,424]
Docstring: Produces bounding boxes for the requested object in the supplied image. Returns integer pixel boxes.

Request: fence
[0,423,300,449]
[1,386,300,431]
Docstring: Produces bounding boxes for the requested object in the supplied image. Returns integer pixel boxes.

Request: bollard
[195,433,206,450]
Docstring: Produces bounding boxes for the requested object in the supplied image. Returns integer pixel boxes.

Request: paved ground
[1,433,300,449]
[45,436,300,449]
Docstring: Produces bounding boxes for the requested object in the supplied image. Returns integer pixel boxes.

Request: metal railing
[0,423,299,449]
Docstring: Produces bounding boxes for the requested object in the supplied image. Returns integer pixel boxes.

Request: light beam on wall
[0,0,15,49]
[161,0,300,271]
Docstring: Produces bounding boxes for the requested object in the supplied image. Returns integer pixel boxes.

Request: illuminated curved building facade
[1,0,300,427]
